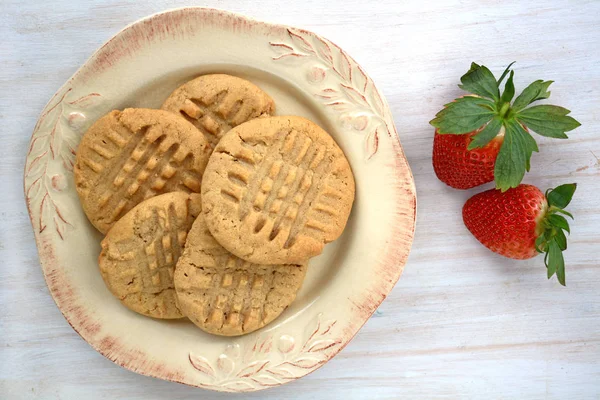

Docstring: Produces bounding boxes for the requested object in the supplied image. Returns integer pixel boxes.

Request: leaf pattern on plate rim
[24,88,103,239]
[189,313,341,392]
[269,28,394,160]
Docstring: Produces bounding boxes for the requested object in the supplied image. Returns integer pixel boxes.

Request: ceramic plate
[24,7,416,392]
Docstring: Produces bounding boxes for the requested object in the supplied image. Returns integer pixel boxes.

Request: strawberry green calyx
[535,183,577,286]
[430,62,581,192]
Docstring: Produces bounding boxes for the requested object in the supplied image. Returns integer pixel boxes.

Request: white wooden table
[1,1,599,398]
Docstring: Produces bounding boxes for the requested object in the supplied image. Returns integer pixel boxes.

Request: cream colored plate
[24,7,416,392]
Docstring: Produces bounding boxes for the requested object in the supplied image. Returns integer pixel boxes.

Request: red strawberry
[430,62,580,191]
[432,127,502,189]
[463,183,576,285]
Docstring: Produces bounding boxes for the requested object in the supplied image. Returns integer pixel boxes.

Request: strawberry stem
[498,102,511,118]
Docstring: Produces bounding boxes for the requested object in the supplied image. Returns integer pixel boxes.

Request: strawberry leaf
[512,80,553,111]
[522,124,539,171]
[557,260,567,287]
[468,116,503,150]
[516,105,581,139]
[554,208,574,219]
[547,183,577,208]
[430,97,495,134]
[500,70,515,104]
[467,116,502,150]
[545,249,555,278]
[546,240,565,285]
[496,61,516,87]
[548,240,566,286]
[555,229,568,250]
[494,120,539,191]
[459,63,500,101]
[547,214,570,233]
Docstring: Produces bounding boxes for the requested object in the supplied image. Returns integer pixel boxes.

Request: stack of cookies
[74,74,355,336]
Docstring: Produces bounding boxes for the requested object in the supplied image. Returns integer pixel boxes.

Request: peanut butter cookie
[161,74,275,147]
[99,192,201,319]
[74,108,210,233]
[174,214,306,336]
[201,116,355,264]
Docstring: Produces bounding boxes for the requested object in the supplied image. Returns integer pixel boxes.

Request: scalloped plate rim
[23,6,417,392]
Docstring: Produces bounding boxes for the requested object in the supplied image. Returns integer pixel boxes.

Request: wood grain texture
[1,0,599,399]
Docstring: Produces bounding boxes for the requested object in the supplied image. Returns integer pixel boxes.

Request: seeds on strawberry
[433,128,502,189]
[463,183,576,285]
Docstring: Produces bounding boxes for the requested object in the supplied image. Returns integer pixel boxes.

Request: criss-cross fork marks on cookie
[175,218,306,335]
[192,257,284,333]
[177,90,260,147]
[161,74,275,149]
[106,203,188,311]
[216,129,345,249]
[80,125,202,227]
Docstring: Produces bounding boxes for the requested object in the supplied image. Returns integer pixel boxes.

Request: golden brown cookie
[74,108,210,234]
[161,74,275,147]
[201,116,355,265]
[174,214,307,336]
[98,192,201,319]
